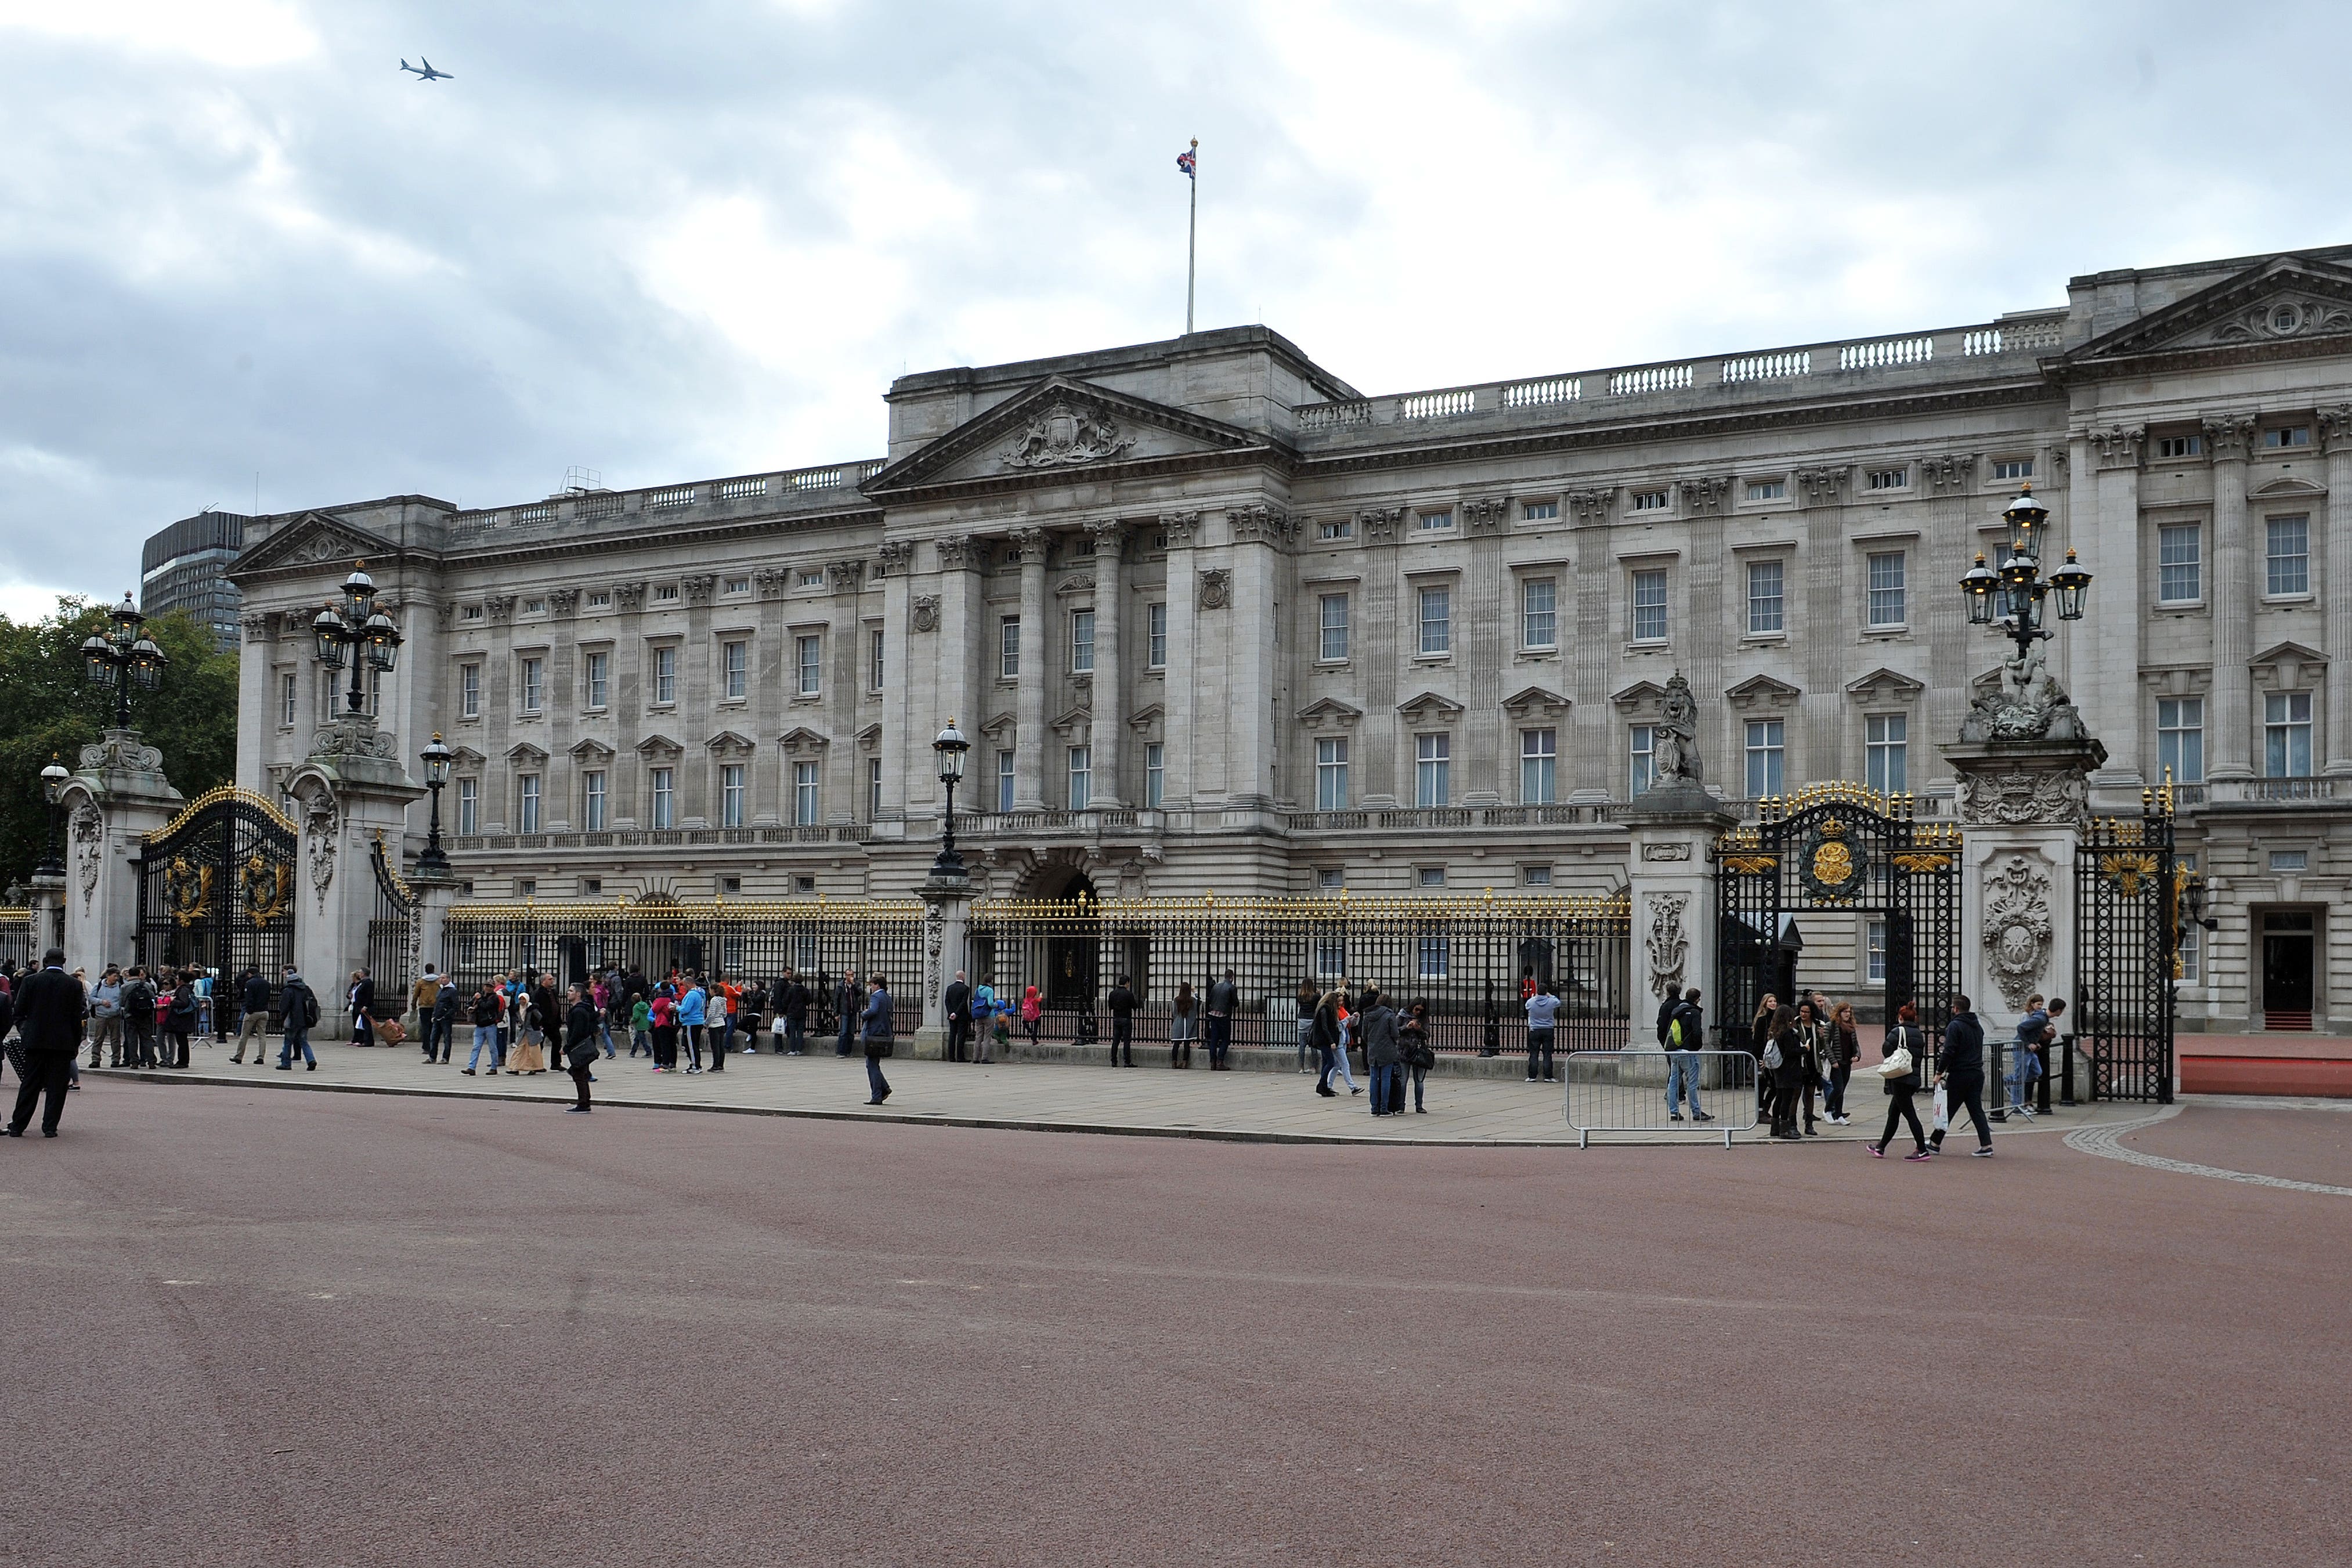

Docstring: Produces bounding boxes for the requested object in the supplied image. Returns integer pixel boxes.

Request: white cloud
[0,0,319,67]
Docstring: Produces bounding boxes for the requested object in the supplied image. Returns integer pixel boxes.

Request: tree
[0,598,240,890]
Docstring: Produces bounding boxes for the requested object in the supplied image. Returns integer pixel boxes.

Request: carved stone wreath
[1197,569,1231,610]
[1982,854,2054,1011]
[1646,893,1689,1000]
[910,594,941,633]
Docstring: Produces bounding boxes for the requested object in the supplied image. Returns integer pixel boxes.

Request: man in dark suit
[9,950,85,1138]
[348,969,376,1045]
[942,971,972,1063]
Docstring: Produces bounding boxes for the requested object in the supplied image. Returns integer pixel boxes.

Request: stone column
[413,868,460,984]
[2322,407,2352,776]
[876,540,912,823]
[827,559,869,826]
[1943,735,2105,1070]
[2083,430,2144,803]
[911,868,973,1060]
[285,716,425,1037]
[2205,416,2256,781]
[933,535,985,821]
[1160,511,1201,808]
[236,614,275,794]
[28,872,66,959]
[1224,505,1288,809]
[1620,786,1739,1060]
[1010,526,1049,811]
[59,731,186,971]
[1086,520,1126,807]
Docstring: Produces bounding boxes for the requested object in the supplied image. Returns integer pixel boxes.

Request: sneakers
[460,1068,476,1076]
[1668,1112,1685,1122]
[1867,1144,1885,1158]
[1903,1149,1934,1161]
[685,1066,703,1075]
[1693,1111,1715,1123]
[1971,1146,1995,1158]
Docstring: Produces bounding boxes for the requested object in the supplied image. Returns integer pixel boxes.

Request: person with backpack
[1868,1001,1932,1159]
[163,971,198,1068]
[86,966,124,1069]
[277,967,319,1070]
[630,991,654,1060]
[1205,969,1238,1071]
[411,964,445,1058]
[649,987,679,1072]
[1929,994,1995,1157]
[1401,998,1437,1114]
[1523,980,1562,1084]
[1018,984,1043,1049]
[1763,1005,1804,1140]
[1791,1000,1826,1136]
[120,967,160,1070]
[778,970,811,1056]
[1664,987,1713,1123]
[429,980,460,1064]
[463,982,505,1075]
[1359,986,1401,1115]
[230,966,274,1064]
[970,978,998,1064]
[1103,975,1136,1067]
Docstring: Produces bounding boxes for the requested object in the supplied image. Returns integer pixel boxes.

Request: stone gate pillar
[28,873,66,961]
[59,729,185,971]
[1621,787,1740,1052]
[912,865,973,1060]
[413,867,460,986]
[284,716,424,1037]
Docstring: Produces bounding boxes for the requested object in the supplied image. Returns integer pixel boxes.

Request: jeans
[599,1020,617,1057]
[716,1017,736,1057]
[1877,1089,1927,1152]
[1408,1064,1428,1111]
[2004,1047,2042,1112]
[1826,1063,1851,1118]
[1328,1043,1358,1091]
[467,1025,502,1072]
[278,1026,315,1068]
[1525,1029,1555,1081]
[1369,1061,1402,1114]
[1316,1043,1336,1091]
[1931,1075,1993,1150]
[784,1019,805,1054]
[631,1027,652,1057]
[865,1053,890,1100]
[836,1021,855,1057]
[1666,1050,1705,1117]
[1296,1019,1313,1073]
[1110,1018,1133,1066]
[1205,1014,1231,1068]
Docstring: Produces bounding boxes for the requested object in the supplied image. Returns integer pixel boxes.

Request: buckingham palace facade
[226,243,2352,1033]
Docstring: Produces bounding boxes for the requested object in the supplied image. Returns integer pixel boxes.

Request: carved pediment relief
[778,726,832,757]
[1052,576,1094,601]
[1295,697,1364,731]
[1611,680,1668,714]
[1396,691,1466,722]
[2252,641,2328,690]
[863,374,1266,493]
[1725,674,1801,711]
[568,738,616,761]
[706,729,757,758]
[1128,702,1166,734]
[636,733,684,759]
[854,723,881,751]
[2252,476,2326,498]
[1844,666,1925,704]
[232,511,404,579]
[2062,255,2352,367]
[1501,685,1571,720]
[507,742,549,766]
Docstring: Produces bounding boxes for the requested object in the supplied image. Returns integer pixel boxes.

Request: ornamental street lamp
[418,732,454,876]
[37,756,68,878]
[81,592,168,729]
[313,563,402,716]
[1960,486,2093,660]
[931,718,971,880]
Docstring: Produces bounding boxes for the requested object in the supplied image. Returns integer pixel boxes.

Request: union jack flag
[1176,146,1196,179]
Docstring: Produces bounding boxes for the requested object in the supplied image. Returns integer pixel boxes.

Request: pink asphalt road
[2,1082,2346,1566]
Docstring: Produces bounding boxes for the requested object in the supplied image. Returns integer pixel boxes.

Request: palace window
[999,618,1020,678]
[1866,467,1909,490]
[1417,587,1451,656]
[796,634,822,696]
[519,657,543,714]
[2158,523,2202,605]
[280,671,297,725]
[655,583,681,602]
[1067,746,1092,811]
[794,760,821,826]
[2263,426,2311,449]
[1071,609,1094,674]
[1630,725,1656,797]
[462,604,483,621]
[1418,866,1447,888]
[518,774,541,834]
[1744,719,1785,798]
[1631,569,1668,642]
[456,778,478,837]
[1867,551,1907,628]
[1317,518,1353,541]
[996,750,1016,813]
[1746,561,1784,635]
[1631,489,1669,511]
[454,663,476,719]
[1523,499,1559,521]
[1523,866,1552,886]
[587,590,610,609]
[1746,478,1786,502]
[650,767,674,829]
[794,570,823,589]
[1415,934,1450,980]
[1867,713,1908,794]
[2266,516,2310,596]
[1520,728,1558,805]
[583,771,607,832]
[1414,733,1450,808]
[723,576,750,596]
[652,645,677,704]
[2155,435,2201,460]
[1866,919,1888,984]
[1991,457,2036,479]
[867,757,882,821]
[1522,578,1558,649]
[1316,737,1349,810]
[522,598,544,615]
[1147,602,1168,667]
[586,650,609,709]
[1320,593,1350,661]
[1144,742,1165,808]
[2264,692,2313,778]
[1417,510,1453,532]
[870,628,885,690]
[2158,698,2204,785]
[720,763,746,828]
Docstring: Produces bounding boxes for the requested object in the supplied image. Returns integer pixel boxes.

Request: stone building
[226,243,2352,1034]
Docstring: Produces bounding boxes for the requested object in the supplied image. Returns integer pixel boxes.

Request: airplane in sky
[398,58,453,81]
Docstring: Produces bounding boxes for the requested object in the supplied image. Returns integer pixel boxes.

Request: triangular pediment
[854,723,881,749]
[447,746,486,768]
[568,738,615,760]
[635,733,683,758]
[778,725,832,756]
[507,742,548,765]
[2252,640,2327,667]
[705,729,757,757]
[1501,684,1570,717]
[1129,702,1166,731]
[1726,674,1801,711]
[1050,704,1092,737]
[864,375,1271,494]
[1610,680,1668,711]
[1396,691,1466,721]
[978,710,1018,740]
[2252,476,2326,498]
[230,511,406,579]
[1845,666,1926,702]
[1295,696,1365,727]
[2062,254,2352,368]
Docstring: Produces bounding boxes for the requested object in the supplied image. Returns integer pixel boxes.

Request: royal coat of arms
[999,399,1136,469]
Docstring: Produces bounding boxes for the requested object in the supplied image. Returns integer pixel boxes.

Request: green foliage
[0,598,240,891]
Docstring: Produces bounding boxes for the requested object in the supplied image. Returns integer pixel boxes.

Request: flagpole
[1186,138,1198,335]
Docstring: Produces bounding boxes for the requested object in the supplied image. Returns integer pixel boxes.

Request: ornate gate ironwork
[367,834,419,1019]
[1713,784,1962,1053]
[135,786,298,1031]
[2073,793,2176,1103]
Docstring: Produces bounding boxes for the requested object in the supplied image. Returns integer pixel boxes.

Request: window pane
[1068,746,1091,811]
[996,750,1016,813]
[1147,602,1168,667]
[1071,610,1094,673]
[1522,579,1557,648]
[2158,698,2204,785]
[2158,523,2201,604]
[1520,728,1557,805]
[654,646,677,703]
[651,768,673,829]
[1866,713,1908,794]
[1867,551,1906,627]
[1744,719,1784,798]
[1417,588,1450,655]
[1414,733,1450,807]
[1630,724,1654,797]
[724,641,747,700]
[1000,619,1020,678]
[1631,570,1667,641]
[2266,516,2310,595]
[1145,742,1165,808]
[1320,594,1350,660]
[1746,561,1784,634]
[796,635,821,695]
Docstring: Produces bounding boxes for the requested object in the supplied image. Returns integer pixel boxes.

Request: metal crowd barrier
[1563,1050,1761,1148]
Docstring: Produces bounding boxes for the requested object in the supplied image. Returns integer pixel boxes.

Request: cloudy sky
[4,0,2347,616]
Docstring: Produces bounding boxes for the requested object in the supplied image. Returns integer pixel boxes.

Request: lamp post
[931,718,971,880]
[418,732,454,876]
[37,756,68,878]
[1959,485,2093,662]
[80,592,168,729]
[312,563,403,718]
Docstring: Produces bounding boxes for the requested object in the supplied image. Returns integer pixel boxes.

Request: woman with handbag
[562,984,599,1113]
[1749,992,1779,1116]
[1168,982,1197,1068]
[1868,1001,1932,1159]
[1401,999,1436,1114]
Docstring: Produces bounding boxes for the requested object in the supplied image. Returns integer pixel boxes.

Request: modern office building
[140,510,248,651]
[224,243,2352,1033]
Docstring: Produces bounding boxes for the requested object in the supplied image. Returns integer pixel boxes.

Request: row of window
[993,605,1175,678]
[439,631,886,721]
[2154,516,2311,605]
[2155,693,2317,781]
[981,745,1169,812]
[461,756,887,835]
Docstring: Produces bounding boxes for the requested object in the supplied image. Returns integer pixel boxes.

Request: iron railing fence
[366,836,418,1020]
[1562,1050,1762,1148]
[0,909,31,973]
[965,892,1630,1057]
[442,899,928,1038]
[2075,803,2177,1104]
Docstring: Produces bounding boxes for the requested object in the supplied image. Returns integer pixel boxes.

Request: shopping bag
[1931,1084,1950,1133]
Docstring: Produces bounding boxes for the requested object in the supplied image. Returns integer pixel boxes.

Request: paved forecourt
[90,1034,2153,1148]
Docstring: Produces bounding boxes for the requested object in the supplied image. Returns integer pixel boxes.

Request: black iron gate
[136,786,298,1032]
[2074,793,2177,1103]
[367,833,418,1020]
[1714,784,1963,1053]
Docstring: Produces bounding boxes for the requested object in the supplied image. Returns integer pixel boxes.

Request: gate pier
[286,714,424,1038]
[1622,783,1737,1056]
[60,729,185,970]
